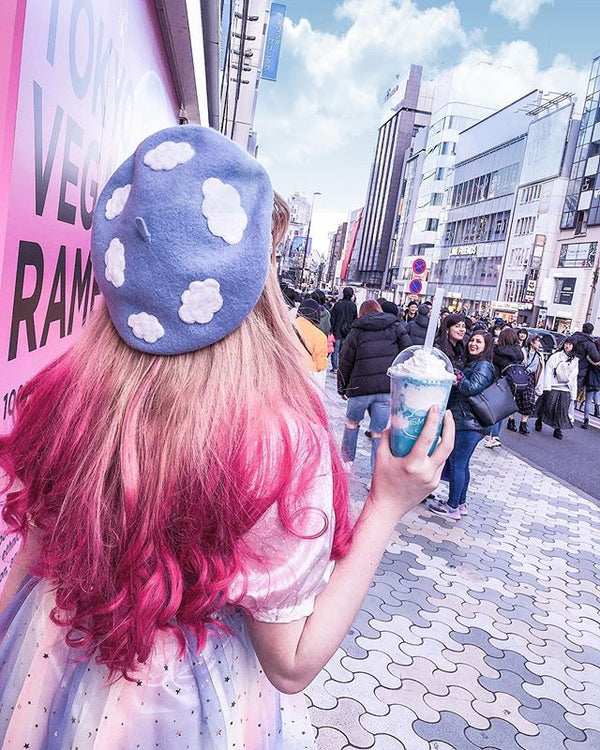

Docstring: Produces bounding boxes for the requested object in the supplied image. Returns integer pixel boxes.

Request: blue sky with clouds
[254,0,599,256]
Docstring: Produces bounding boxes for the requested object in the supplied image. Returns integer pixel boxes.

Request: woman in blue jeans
[338,299,411,473]
[428,331,495,520]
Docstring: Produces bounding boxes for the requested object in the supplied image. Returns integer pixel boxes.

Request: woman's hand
[369,407,455,520]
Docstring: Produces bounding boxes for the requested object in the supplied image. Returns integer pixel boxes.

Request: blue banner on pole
[261,3,286,81]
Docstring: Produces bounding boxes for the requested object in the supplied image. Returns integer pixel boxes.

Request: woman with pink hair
[0,126,453,748]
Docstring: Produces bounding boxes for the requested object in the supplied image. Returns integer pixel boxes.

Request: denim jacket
[448,359,496,431]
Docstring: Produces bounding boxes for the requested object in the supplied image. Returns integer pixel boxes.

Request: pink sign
[0,0,180,588]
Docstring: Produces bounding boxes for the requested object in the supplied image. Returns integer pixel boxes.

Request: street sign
[408,278,423,295]
[412,257,427,275]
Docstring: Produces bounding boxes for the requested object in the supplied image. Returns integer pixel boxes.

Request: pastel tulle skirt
[0,577,315,749]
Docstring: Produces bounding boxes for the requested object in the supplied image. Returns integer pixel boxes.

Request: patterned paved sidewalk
[305,372,600,749]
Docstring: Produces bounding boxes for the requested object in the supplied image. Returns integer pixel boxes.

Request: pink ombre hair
[1,252,352,679]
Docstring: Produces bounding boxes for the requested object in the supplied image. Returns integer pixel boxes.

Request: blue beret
[91,125,274,354]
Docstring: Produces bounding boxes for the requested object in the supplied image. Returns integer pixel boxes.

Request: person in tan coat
[294,298,328,389]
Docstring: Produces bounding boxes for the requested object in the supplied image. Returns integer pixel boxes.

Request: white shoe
[484,436,501,448]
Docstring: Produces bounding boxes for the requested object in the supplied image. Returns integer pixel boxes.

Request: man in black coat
[330,287,357,372]
[571,323,600,391]
[406,304,430,346]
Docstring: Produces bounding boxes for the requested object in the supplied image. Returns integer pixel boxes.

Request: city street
[500,413,600,502]
[305,372,600,749]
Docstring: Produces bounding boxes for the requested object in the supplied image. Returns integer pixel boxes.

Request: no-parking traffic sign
[408,278,423,295]
[412,257,427,275]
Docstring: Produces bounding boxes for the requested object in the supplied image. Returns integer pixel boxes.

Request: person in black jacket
[582,335,600,428]
[406,304,430,346]
[338,300,411,473]
[571,323,600,392]
[486,326,524,445]
[330,286,357,372]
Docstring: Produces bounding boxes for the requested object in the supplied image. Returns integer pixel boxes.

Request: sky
[253,0,600,259]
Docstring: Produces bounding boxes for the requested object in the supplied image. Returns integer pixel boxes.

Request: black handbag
[467,377,518,427]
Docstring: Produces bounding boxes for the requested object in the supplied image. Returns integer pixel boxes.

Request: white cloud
[201,177,248,244]
[127,312,165,343]
[254,0,589,256]
[104,238,125,288]
[490,0,553,30]
[143,141,195,171]
[179,279,223,324]
[105,184,131,219]
[441,43,588,114]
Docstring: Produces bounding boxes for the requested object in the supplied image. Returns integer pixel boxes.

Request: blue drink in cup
[387,345,454,457]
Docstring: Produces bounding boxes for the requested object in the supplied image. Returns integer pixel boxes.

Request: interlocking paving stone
[306,374,600,749]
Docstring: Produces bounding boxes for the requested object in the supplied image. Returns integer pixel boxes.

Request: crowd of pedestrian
[281,282,600,520]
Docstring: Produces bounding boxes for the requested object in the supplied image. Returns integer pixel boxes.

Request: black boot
[534,418,542,432]
[507,417,517,432]
[582,418,589,430]
[553,428,563,440]
[519,422,529,435]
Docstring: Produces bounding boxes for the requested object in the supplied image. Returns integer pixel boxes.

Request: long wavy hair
[0,195,352,680]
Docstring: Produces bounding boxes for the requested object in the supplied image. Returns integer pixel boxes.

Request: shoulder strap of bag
[294,326,312,356]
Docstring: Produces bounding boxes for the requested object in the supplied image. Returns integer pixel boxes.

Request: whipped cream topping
[389,347,453,380]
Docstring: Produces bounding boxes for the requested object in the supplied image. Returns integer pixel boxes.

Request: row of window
[504,279,525,304]
[433,256,500,286]
[443,210,510,246]
[520,183,542,204]
[507,246,529,269]
[450,163,520,208]
[514,215,536,236]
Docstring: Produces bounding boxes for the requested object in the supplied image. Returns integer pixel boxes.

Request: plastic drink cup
[387,345,454,457]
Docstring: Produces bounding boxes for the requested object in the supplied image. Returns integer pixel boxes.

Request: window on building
[441,142,455,156]
[436,167,447,181]
[430,192,444,206]
[558,242,597,267]
[553,277,577,305]
[425,218,439,232]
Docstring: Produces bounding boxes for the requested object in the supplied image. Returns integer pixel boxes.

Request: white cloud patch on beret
[128,312,165,343]
[179,279,223,324]
[201,177,248,245]
[105,238,126,288]
[105,184,131,219]
[143,141,195,171]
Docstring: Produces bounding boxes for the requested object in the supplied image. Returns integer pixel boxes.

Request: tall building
[277,192,311,283]
[497,95,577,326]
[325,223,348,287]
[538,55,600,332]
[220,0,280,153]
[390,93,491,305]
[350,65,433,288]
[433,91,543,317]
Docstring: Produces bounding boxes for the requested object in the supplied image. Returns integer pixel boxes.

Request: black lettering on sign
[58,117,84,225]
[34,81,63,217]
[8,241,44,361]
[8,241,102,361]
[68,248,93,333]
[40,244,67,347]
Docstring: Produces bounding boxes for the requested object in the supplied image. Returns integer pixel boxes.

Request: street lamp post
[299,191,321,288]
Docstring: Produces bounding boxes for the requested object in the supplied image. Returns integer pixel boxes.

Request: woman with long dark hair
[435,314,467,370]
[428,331,495,520]
[535,337,579,439]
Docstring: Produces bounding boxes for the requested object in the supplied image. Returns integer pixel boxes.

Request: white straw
[424,287,445,353]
